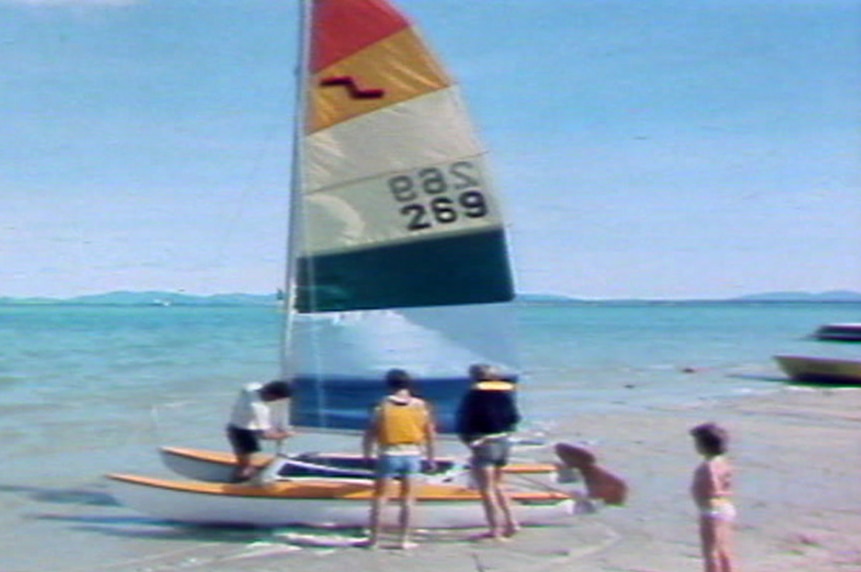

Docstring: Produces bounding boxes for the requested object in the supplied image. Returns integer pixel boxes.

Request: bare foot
[503,523,521,538]
[232,471,257,483]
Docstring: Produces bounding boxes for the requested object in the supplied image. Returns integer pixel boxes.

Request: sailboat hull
[774,354,861,385]
[107,473,574,529]
[159,446,558,483]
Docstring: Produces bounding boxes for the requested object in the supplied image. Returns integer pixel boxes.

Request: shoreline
[2,386,859,571]
[198,386,861,572]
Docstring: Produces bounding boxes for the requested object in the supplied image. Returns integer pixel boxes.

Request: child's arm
[713,459,733,498]
[691,462,715,507]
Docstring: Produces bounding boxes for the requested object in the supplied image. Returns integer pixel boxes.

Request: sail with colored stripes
[287,0,518,433]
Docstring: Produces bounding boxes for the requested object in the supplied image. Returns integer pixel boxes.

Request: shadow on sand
[0,479,366,547]
[0,482,117,507]
[34,512,281,543]
[726,373,789,383]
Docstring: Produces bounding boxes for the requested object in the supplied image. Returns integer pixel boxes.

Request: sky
[1,0,859,299]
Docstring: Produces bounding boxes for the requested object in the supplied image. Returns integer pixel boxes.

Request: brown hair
[385,368,413,391]
[468,363,497,381]
[261,380,292,400]
[690,422,729,455]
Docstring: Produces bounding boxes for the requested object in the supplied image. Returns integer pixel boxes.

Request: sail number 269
[387,161,489,231]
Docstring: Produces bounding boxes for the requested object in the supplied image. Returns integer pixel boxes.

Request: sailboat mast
[280,0,313,379]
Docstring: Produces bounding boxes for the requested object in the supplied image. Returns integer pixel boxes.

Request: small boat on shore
[774,354,861,386]
[813,323,861,342]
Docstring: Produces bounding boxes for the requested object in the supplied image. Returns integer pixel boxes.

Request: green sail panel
[295,227,514,313]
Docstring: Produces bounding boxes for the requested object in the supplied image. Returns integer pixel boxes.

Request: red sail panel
[311,0,410,72]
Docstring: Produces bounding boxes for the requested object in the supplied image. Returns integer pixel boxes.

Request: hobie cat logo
[319,76,385,100]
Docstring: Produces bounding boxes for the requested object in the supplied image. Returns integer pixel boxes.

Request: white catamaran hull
[107,473,575,529]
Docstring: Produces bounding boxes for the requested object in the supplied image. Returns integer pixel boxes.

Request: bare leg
[492,466,519,537]
[397,475,417,548]
[473,465,503,539]
[233,453,256,482]
[366,477,390,548]
[699,516,719,572]
[714,519,735,572]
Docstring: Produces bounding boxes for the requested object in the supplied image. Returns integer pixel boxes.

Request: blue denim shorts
[470,436,512,468]
[376,454,422,478]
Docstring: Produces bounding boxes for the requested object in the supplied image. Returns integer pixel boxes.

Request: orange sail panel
[308,1,452,133]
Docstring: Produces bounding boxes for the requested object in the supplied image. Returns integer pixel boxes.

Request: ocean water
[0,300,859,570]
[3,301,861,458]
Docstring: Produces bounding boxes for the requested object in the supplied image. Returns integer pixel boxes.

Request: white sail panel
[290,305,517,377]
[288,303,518,432]
[300,154,503,256]
[305,88,482,192]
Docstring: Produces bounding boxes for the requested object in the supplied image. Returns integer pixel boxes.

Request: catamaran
[108,0,582,528]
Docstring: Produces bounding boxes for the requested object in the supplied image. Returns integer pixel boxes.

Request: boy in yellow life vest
[361,368,436,549]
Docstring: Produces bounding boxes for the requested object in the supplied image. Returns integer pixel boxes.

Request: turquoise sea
[0,300,859,570]
[3,300,861,458]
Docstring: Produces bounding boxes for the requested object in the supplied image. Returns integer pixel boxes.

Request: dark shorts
[226,424,261,455]
[470,436,512,468]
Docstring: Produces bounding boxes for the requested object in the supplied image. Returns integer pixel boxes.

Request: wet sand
[4,387,860,571]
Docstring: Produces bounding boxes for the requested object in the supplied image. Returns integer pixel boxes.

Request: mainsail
[287,0,518,433]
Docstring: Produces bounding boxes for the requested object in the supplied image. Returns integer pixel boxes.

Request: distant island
[0,291,280,307]
[518,291,861,304]
[1,290,860,306]
[729,290,861,302]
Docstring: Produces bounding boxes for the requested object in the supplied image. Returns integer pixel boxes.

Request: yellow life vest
[473,380,515,391]
[377,397,429,446]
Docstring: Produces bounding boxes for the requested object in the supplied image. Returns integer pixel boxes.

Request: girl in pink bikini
[690,422,737,572]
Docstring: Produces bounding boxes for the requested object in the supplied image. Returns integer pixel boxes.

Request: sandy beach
[7,386,856,572]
